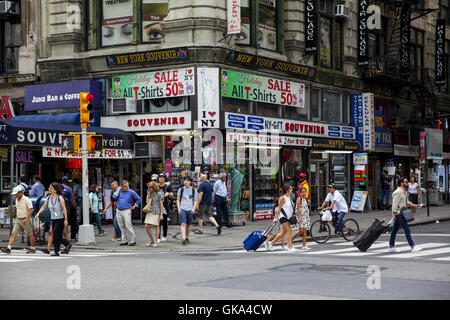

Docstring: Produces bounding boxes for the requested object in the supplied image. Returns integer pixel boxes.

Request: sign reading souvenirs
[357,0,369,67]
[221,69,305,107]
[106,47,189,67]
[112,67,195,99]
[435,19,446,86]
[304,0,318,54]
[225,50,315,79]
[225,113,356,140]
[101,112,192,132]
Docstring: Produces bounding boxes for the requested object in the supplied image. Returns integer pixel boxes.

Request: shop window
[258,0,277,51]
[310,88,320,121]
[440,0,450,24]
[322,91,341,123]
[342,93,349,124]
[0,20,21,74]
[255,102,279,117]
[368,17,387,58]
[282,148,304,186]
[141,0,168,43]
[222,97,250,114]
[410,28,424,70]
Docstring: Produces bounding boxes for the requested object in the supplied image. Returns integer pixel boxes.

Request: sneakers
[217,226,222,235]
[1,247,11,254]
[301,246,311,251]
[112,237,120,242]
[264,241,269,250]
[128,242,136,246]
[287,247,298,253]
[51,252,60,257]
[120,242,129,246]
[146,242,153,247]
[186,238,191,244]
[26,248,36,254]
[160,237,167,242]
[388,247,400,253]
[267,242,274,251]
[62,243,72,255]
[182,239,187,246]
[281,246,289,251]
[41,248,51,255]
[411,246,423,253]
[157,239,161,244]
[99,231,106,236]
[194,229,203,234]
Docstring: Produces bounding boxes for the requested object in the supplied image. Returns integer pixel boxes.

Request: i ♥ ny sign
[197,68,220,128]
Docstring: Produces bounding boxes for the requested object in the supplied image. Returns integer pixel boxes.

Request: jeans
[215,195,230,227]
[112,209,121,238]
[380,189,390,208]
[159,212,168,238]
[389,213,415,247]
[331,211,346,232]
[91,211,103,233]
[52,218,70,254]
[68,207,79,239]
[76,206,81,223]
[117,209,136,244]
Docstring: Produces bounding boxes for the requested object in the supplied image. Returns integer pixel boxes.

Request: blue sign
[227,114,245,122]
[375,127,393,151]
[25,80,102,111]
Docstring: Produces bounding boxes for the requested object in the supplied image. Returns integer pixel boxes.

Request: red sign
[284,122,325,135]
[420,131,426,162]
[66,158,82,169]
[0,96,15,120]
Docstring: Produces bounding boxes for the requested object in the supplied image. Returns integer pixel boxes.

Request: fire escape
[360,0,438,127]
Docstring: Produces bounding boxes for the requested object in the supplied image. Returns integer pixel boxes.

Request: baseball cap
[151,174,158,181]
[61,176,69,182]
[12,186,23,195]
[298,173,307,178]
[328,183,336,188]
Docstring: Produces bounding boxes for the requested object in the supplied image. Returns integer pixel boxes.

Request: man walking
[30,175,45,198]
[389,177,423,253]
[177,177,198,245]
[1,186,36,254]
[213,173,231,228]
[61,176,79,241]
[380,170,392,210]
[103,180,121,241]
[195,174,221,235]
[112,180,141,246]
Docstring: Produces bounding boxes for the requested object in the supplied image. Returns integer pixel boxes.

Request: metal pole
[78,128,95,244]
[9,145,14,236]
[424,130,430,217]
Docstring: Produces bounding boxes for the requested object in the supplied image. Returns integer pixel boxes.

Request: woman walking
[89,184,105,236]
[267,184,297,252]
[144,181,164,247]
[292,187,311,250]
[35,183,72,256]
[408,176,420,215]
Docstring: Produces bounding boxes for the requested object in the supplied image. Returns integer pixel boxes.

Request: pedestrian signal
[87,134,103,152]
[61,135,80,152]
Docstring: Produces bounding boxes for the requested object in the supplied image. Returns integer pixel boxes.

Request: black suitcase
[353,218,392,252]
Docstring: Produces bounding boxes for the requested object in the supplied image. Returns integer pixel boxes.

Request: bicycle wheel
[310,220,331,244]
[342,218,360,241]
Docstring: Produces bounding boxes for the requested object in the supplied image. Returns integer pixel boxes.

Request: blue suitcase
[243,222,277,251]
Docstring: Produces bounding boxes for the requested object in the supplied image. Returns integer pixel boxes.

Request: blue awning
[11,112,101,127]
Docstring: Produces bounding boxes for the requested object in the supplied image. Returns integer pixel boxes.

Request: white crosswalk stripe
[0,250,135,263]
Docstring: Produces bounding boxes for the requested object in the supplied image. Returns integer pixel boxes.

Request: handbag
[281,199,297,225]
[400,207,414,222]
[143,200,151,214]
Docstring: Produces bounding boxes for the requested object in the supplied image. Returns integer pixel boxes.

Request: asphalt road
[1,221,449,300]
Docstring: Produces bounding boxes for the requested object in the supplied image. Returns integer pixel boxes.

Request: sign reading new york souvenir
[221,69,305,108]
[106,47,189,67]
[112,67,195,99]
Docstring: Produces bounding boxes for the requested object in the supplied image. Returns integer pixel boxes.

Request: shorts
[198,204,213,220]
[279,217,289,225]
[180,210,193,225]
[12,218,33,235]
[144,212,161,226]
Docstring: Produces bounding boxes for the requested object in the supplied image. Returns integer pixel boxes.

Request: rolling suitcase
[243,222,277,251]
[353,218,393,252]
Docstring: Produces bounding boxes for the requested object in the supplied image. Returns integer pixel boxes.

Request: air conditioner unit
[134,142,162,159]
[111,98,137,114]
[0,1,16,14]
[149,96,188,112]
[335,4,350,18]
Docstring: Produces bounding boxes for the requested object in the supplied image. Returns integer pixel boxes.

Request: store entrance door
[310,161,329,209]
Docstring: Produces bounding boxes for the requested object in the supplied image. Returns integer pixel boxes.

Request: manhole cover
[272,263,370,275]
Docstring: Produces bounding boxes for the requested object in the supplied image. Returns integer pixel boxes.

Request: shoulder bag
[281,198,297,225]
[399,207,414,222]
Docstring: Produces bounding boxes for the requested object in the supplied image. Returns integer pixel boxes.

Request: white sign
[227,0,241,35]
[394,144,420,157]
[225,112,356,139]
[225,131,312,147]
[197,67,220,128]
[353,153,368,165]
[43,147,134,159]
[426,128,443,160]
[101,111,191,132]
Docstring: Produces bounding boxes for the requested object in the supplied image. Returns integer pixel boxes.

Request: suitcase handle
[262,221,277,237]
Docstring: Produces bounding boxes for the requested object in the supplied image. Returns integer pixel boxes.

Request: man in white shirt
[213,173,231,228]
[319,184,348,235]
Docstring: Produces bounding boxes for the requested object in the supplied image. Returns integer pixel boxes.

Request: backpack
[61,185,72,213]
[20,182,30,196]
[180,187,195,206]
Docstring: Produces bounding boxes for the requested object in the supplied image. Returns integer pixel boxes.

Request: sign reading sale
[221,69,305,108]
[112,67,195,100]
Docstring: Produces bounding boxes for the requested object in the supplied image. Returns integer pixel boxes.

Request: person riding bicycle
[318,184,348,236]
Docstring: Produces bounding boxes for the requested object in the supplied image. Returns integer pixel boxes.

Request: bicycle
[309,210,360,244]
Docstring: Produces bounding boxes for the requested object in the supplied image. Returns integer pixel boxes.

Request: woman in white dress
[292,187,311,250]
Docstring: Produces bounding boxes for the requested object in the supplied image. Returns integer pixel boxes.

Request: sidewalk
[1,205,449,253]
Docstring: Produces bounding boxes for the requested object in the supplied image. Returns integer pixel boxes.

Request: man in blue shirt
[112,180,141,246]
[195,174,221,235]
[213,173,231,228]
[177,177,198,245]
[30,175,45,198]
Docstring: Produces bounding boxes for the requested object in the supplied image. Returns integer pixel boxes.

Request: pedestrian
[213,173,231,228]
[319,184,348,235]
[408,176,420,215]
[266,184,297,252]
[103,180,121,241]
[89,184,105,236]
[158,174,173,242]
[112,180,141,246]
[1,186,36,254]
[380,170,392,210]
[72,178,82,223]
[292,187,311,250]
[30,175,45,198]
[296,172,310,201]
[35,182,72,256]
[18,176,30,196]
[264,188,286,250]
[177,177,199,245]
[144,181,164,247]
[388,177,423,253]
[61,176,79,240]
[195,174,221,235]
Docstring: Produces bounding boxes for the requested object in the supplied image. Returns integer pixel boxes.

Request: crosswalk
[230,240,450,262]
[0,250,135,263]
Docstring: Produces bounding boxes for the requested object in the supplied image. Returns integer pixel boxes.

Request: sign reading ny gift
[112,68,195,100]
[221,69,305,107]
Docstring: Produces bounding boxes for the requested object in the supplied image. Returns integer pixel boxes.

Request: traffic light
[87,134,103,152]
[80,92,94,129]
[61,134,80,151]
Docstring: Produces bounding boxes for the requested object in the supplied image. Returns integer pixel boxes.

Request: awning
[11,112,101,127]
[0,119,134,150]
